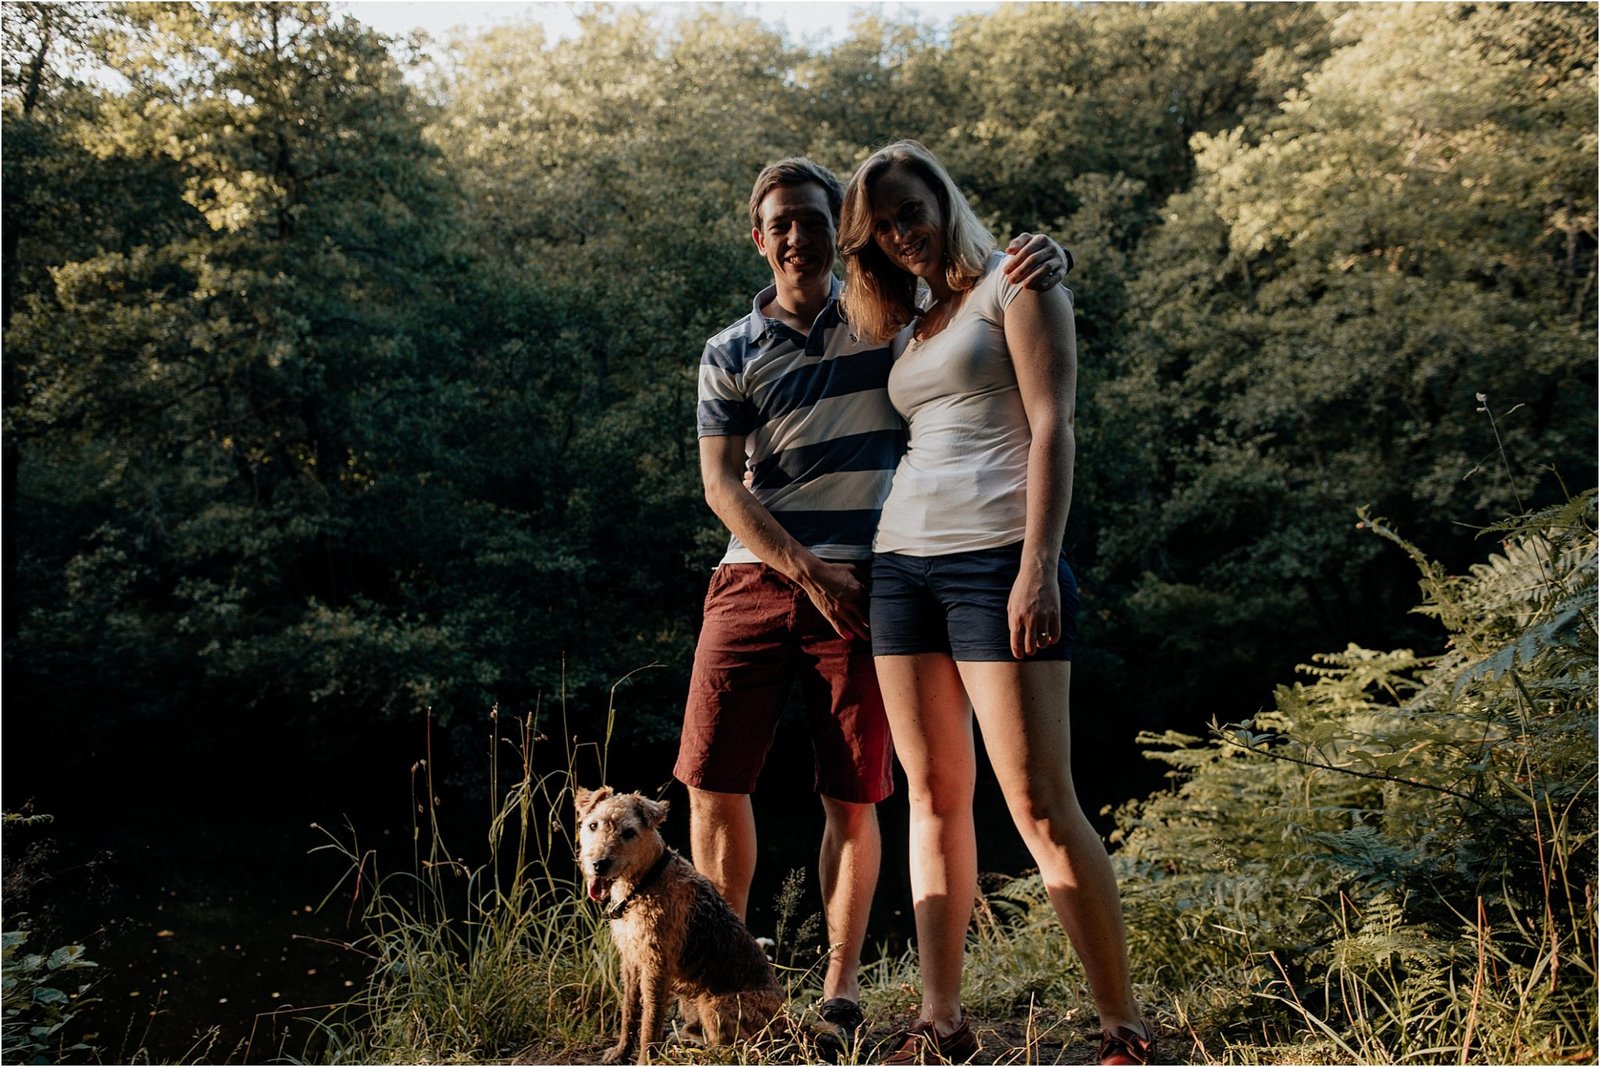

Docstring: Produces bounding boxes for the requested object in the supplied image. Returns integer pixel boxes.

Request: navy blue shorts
[869,544,1078,661]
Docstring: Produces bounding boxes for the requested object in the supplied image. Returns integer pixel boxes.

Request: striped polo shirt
[698,277,904,565]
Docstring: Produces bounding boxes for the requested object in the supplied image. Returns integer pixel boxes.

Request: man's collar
[747,275,844,342]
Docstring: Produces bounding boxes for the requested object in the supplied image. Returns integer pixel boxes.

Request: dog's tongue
[587,880,609,903]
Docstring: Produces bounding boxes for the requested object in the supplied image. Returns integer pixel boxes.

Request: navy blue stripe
[701,339,748,374]
[772,508,882,548]
[758,346,894,424]
[698,397,758,436]
[750,428,905,491]
[810,299,844,341]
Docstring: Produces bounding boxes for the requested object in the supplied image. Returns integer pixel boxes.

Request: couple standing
[671,143,1155,1066]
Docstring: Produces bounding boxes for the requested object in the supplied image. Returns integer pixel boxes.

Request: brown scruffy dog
[576,786,784,1065]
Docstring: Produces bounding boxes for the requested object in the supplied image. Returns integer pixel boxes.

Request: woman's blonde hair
[838,140,996,343]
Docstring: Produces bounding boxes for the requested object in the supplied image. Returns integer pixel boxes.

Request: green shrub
[0,930,97,1066]
[1,813,99,1066]
[1108,491,1597,1064]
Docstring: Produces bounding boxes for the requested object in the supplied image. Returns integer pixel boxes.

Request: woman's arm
[1001,284,1079,660]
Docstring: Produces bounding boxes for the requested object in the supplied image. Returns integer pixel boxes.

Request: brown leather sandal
[880,1018,980,1065]
[1099,1023,1157,1065]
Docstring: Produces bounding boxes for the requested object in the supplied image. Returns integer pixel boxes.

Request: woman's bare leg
[957,659,1144,1035]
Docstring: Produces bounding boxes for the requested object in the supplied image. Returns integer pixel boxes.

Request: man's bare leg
[687,785,757,919]
[818,795,880,1003]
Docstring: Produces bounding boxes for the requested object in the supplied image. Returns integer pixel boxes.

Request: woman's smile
[892,235,930,267]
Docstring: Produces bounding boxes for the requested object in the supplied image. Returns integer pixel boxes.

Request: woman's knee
[898,745,974,808]
[1007,779,1089,842]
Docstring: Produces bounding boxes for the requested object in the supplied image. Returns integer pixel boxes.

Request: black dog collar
[605,848,676,920]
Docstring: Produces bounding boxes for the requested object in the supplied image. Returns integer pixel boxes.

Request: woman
[837,141,1155,1067]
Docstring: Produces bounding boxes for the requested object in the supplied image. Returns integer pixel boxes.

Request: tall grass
[303,700,610,1063]
[302,678,852,1064]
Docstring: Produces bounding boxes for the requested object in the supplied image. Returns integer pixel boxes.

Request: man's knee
[821,795,879,839]
[686,787,757,858]
[685,787,757,916]
[688,785,752,821]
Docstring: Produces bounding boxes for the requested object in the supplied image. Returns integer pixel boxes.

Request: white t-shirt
[873,252,1072,556]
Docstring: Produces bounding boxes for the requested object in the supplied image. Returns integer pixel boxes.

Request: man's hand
[1004,232,1074,290]
[700,438,871,641]
[797,559,871,641]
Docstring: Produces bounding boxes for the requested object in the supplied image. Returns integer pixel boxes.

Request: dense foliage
[972,493,1597,1063]
[1,815,97,1066]
[3,0,1593,826]
[1117,492,1598,1062]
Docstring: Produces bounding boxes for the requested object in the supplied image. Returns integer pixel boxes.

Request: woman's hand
[1008,556,1062,660]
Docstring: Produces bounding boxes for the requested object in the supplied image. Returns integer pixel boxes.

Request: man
[673,157,1069,1040]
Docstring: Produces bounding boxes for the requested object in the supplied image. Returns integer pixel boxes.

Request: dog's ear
[638,797,670,829]
[574,785,612,820]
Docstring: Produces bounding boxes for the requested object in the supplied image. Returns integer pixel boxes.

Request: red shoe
[880,1018,980,1065]
[1099,1023,1157,1065]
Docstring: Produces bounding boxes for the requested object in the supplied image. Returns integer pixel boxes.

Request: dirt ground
[517,1011,1174,1065]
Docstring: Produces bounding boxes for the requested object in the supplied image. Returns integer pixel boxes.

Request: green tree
[1086,2,1597,726]
[791,14,939,171]
[7,0,1594,819]
[920,3,1332,231]
[5,2,488,761]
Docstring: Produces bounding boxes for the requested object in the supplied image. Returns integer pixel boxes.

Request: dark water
[7,777,391,1061]
[30,817,364,1061]
[7,697,1157,1064]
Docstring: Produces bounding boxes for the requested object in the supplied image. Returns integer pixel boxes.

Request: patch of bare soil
[516,1011,1176,1065]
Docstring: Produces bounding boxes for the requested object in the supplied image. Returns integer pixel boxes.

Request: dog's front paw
[599,1041,631,1065]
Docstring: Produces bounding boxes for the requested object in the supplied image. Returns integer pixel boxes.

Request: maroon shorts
[674,563,893,804]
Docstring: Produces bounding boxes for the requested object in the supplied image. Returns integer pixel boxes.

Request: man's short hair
[748,158,845,230]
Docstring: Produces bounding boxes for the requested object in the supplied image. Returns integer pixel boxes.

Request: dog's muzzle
[586,857,615,902]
